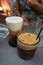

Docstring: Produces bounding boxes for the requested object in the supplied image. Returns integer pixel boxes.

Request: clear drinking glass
[17,32,40,60]
[35,15,43,47]
[5,16,23,47]
[0,24,9,38]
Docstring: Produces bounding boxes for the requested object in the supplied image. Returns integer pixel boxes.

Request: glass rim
[37,15,43,20]
[17,31,40,46]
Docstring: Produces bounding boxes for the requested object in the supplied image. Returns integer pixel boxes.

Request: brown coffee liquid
[18,47,37,60]
[17,32,39,59]
[9,29,21,47]
[9,34,17,47]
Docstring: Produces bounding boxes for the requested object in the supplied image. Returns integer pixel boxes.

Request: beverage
[17,32,39,60]
[9,29,21,46]
[5,16,23,47]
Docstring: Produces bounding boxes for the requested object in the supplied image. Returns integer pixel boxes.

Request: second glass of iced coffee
[5,16,23,47]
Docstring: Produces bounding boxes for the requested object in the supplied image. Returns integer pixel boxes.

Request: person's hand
[27,0,37,5]
[21,14,29,26]
[14,8,21,16]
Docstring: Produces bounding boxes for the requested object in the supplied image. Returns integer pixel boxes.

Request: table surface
[0,25,43,65]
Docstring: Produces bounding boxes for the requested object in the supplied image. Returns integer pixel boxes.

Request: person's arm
[27,0,43,14]
[15,0,21,16]
[41,0,43,5]
[15,0,29,25]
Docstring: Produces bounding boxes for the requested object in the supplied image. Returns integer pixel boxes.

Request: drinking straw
[36,26,43,39]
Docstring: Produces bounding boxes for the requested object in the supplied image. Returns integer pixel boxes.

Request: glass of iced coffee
[17,32,39,60]
[5,16,23,47]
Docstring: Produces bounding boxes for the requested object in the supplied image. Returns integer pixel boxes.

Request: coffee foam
[5,16,23,31]
[17,32,39,50]
[6,16,23,23]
